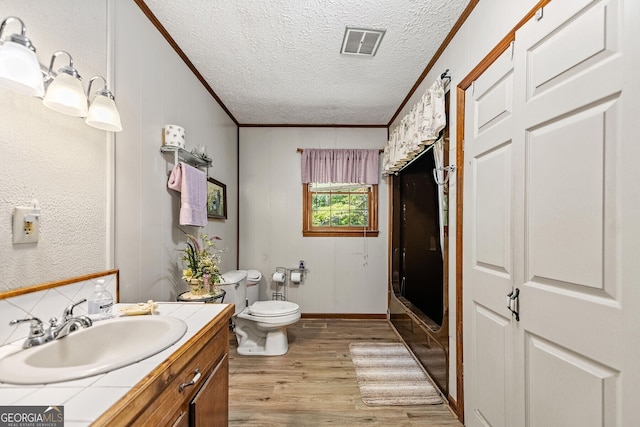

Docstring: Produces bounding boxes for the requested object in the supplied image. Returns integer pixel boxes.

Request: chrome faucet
[9,299,93,349]
[53,315,92,340]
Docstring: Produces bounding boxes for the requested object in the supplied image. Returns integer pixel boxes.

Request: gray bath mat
[349,342,442,406]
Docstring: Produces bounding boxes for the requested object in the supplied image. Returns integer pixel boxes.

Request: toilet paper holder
[271,267,288,301]
[272,266,307,283]
[270,266,307,301]
[289,268,305,284]
[272,267,287,283]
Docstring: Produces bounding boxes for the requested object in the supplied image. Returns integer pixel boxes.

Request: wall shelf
[160,146,212,169]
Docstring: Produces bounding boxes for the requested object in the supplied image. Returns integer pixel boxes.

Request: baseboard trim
[448,395,459,418]
[301,313,387,320]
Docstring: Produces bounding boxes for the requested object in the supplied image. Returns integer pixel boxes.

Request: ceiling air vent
[340,27,385,56]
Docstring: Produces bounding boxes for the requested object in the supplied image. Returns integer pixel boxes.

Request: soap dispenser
[88,280,113,320]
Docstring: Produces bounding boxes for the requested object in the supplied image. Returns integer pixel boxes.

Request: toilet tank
[219,270,247,315]
[245,269,262,306]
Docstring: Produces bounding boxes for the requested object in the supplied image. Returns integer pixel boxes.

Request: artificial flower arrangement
[180,232,224,295]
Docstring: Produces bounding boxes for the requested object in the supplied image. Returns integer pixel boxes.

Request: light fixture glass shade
[42,72,88,117]
[85,93,122,132]
[0,40,44,96]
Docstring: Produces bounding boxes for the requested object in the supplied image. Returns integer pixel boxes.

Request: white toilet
[219,270,301,356]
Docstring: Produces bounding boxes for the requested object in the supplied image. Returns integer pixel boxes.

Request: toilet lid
[247,269,261,281]
[249,301,299,317]
[220,270,247,285]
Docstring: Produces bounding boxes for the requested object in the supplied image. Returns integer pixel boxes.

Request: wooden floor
[228,318,463,427]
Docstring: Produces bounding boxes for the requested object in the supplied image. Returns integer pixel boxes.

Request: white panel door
[463,48,517,427]
[464,0,639,425]
[512,0,627,425]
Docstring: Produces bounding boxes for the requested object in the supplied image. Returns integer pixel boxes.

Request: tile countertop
[0,302,232,427]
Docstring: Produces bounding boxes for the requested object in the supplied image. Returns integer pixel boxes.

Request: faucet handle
[10,317,51,349]
[62,298,87,320]
[9,316,45,337]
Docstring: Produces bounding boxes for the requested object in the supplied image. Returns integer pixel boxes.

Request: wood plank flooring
[228,319,463,427]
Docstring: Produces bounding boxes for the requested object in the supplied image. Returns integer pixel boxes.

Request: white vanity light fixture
[85,76,122,132]
[0,16,44,97]
[42,50,88,117]
[0,15,122,131]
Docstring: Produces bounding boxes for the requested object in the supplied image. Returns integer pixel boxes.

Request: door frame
[453,0,552,422]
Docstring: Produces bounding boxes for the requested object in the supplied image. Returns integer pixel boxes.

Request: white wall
[0,1,109,291]
[387,0,540,401]
[112,1,238,303]
[2,0,551,404]
[239,127,388,314]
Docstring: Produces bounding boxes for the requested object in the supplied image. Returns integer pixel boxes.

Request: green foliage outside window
[310,184,370,227]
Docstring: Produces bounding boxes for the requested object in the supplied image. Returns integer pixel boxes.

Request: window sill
[302,230,379,237]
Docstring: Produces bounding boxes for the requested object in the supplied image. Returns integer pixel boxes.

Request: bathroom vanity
[0,298,233,427]
[93,303,233,426]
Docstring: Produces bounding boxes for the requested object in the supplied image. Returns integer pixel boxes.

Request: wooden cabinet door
[171,411,189,427]
[190,354,229,427]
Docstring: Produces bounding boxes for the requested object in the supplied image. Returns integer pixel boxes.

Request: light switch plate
[13,207,40,244]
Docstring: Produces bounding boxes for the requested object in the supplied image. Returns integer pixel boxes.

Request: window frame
[302,183,379,237]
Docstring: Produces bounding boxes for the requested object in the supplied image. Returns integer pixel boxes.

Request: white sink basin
[0,315,187,385]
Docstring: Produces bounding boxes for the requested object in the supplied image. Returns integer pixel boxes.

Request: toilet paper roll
[290,272,302,284]
[162,124,185,148]
[272,272,285,282]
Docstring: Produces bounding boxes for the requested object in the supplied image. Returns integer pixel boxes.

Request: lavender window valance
[301,149,380,185]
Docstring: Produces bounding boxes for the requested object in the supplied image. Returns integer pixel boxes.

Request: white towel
[167,162,207,227]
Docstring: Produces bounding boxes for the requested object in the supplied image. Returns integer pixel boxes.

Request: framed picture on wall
[206,177,227,219]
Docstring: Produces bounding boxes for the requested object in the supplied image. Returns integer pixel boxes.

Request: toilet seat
[249,300,299,317]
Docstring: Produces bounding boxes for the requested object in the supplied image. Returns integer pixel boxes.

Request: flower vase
[188,278,206,296]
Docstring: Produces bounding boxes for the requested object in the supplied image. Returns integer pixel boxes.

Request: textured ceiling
[142,0,469,125]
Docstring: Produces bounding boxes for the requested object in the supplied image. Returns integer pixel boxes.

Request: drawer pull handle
[179,368,201,392]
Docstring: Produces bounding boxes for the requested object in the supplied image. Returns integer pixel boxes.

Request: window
[303,182,378,237]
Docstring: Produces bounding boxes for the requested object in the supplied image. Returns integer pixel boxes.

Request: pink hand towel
[168,162,207,227]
